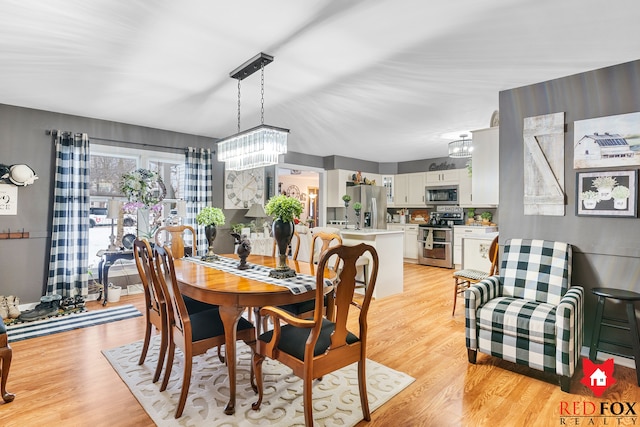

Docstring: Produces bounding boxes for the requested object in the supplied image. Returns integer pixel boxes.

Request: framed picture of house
[574,111,640,169]
[576,170,637,217]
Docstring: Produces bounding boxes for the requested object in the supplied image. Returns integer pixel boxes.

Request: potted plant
[611,185,630,209]
[265,195,303,278]
[120,168,166,238]
[591,176,618,201]
[480,211,492,224]
[196,206,226,262]
[353,202,362,229]
[580,190,600,209]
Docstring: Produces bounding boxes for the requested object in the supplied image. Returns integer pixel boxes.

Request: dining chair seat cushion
[183,295,219,314]
[278,294,329,317]
[258,318,358,360]
[453,269,489,281]
[190,308,254,342]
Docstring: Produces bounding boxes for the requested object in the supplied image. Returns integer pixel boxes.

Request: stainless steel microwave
[425,185,459,205]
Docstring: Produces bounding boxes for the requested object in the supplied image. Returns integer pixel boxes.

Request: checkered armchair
[465,239,583,392]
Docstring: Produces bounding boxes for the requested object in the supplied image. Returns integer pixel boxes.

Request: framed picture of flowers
[576,170,637,217]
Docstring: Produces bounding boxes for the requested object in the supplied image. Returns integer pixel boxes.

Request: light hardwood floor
[3,264,640,426]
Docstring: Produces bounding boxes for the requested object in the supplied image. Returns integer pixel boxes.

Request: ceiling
[1,0,639,163]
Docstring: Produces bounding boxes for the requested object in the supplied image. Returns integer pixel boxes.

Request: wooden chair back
[310,231,342,270]
[488,235,499,276]
[133,238,168,382]
[154,225,196,258]
[252,243,379,425]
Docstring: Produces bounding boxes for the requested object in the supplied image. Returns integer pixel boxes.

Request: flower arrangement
[265,194,303,223]
[196,207,226,226]
[120,168,166,207]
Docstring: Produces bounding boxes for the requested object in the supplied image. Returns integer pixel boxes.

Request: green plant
[230,223,245,233]
[467,208,475,218]
[196,206,226,226]
[353,202,362,211]
[580,190,600,200]
[342,194,352,202]
[611,185,630,199]
[264,194,303,223]
[480,211,492,222]
[591,176,617,189]
[120,168,166,207]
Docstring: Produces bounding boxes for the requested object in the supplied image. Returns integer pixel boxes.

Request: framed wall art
[576,170,637,217]
[574,111,640,169]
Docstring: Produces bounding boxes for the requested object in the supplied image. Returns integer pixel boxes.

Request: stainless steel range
[417,206,464,268]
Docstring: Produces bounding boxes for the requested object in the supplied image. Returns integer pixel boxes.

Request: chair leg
[160,341,175,392]
[452,279,459,316]
[303,374,314,427]
[217,345,225,364]
[138,321,152,365]
[467,348,477,364]
[560,375,571,393]
[358,358,371,421]
[0,345,14,403]
[153,329,168,383]
[251,352,265,410]
[175,348,193,419]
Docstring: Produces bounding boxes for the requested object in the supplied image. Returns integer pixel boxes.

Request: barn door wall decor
[523,112,566,216]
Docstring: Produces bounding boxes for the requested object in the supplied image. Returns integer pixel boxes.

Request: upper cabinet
[471,127,499,206]
[394,172,426,207]
[426,169,459,186]
[458,169,473,207]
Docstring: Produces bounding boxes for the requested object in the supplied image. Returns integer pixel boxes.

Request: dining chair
[154,245,256,418]
[252,243,379,427]
[0,321,14,403]
[154,225,196,258]
[451,234,499,316]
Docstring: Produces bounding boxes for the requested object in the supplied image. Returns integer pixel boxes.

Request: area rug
[6,304,142,342]
[102,337,414,426]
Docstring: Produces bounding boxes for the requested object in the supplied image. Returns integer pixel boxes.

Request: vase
[583,199,597,209]
[137,207,151,239]
[597,187,613,201]
[201,224,219,262]
[269,218,296,278]
[614,198,627,210]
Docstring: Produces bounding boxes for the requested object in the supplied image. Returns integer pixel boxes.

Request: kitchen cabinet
[394,172,426,207]
[387,223,419,260]
[453,225,498,267]
[426,169,459,186]
[326,169,355,207]
[458,168,473,207]
[471,127,499,206]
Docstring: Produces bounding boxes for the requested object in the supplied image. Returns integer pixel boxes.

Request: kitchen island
[339,228,404,298]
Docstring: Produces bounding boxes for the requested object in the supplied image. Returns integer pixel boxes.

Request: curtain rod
[45,130,213,153]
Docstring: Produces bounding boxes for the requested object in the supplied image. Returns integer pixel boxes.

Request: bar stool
[589,287,640,386]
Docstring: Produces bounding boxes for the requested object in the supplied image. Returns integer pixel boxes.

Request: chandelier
[217,52,289,171]
[448,134,473,158]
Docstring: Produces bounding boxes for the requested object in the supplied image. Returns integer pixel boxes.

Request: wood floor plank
[2,263,640,427]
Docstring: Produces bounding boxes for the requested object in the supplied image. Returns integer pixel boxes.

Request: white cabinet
[393,172,426,207]
[458,168,473,207]
[426,169,459,186]
[453,225,498,267]
[326,169,355,207]
[394,174,409,206]
[471,127,499,206]
[404,224,419,260]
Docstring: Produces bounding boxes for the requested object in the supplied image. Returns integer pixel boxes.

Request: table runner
[183,256,331,294]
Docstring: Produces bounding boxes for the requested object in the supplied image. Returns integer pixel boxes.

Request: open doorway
[275,166,323,227]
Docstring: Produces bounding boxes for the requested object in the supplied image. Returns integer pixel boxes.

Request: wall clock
[224,167,265,209]
[286,184,301,200]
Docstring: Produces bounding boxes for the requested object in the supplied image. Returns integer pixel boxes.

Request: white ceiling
[1,0,639,162]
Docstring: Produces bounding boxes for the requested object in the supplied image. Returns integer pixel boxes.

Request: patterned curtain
[184,147,213,256]
[47,132,90,296]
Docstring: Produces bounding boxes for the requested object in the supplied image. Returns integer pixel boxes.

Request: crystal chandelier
[217,53,289,171]
[448,134,473,158]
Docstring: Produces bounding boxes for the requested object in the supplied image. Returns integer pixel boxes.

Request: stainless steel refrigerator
[346,185,388,229]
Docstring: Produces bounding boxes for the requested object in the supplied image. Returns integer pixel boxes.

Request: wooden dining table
[172,254,333,415]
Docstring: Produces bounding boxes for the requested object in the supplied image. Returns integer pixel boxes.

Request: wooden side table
[96,249,134,306]
[589,287,640,385]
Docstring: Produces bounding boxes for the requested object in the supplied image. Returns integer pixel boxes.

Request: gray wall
[498,59,640,346]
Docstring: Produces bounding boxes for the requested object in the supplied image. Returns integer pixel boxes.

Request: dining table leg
[218,304,245,415]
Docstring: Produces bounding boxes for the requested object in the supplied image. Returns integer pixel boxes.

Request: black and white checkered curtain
[184,147,212,256]
[47,132,90,296]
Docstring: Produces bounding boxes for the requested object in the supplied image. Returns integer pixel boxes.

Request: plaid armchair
[465,239,583,392]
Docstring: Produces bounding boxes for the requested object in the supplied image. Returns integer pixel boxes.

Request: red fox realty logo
[581,358,616,397]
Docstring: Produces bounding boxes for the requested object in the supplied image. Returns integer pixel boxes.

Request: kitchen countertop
[460,231,499,240]
[341,229,404,236]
